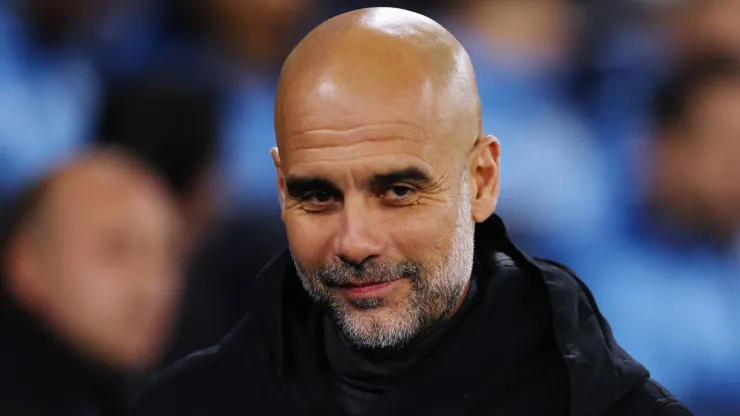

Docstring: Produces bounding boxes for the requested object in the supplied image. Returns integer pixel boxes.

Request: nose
[333,198,385,266]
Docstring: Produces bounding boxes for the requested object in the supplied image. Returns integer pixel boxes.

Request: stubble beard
[292,173,476,350]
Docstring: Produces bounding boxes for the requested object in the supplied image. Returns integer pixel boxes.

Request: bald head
[4,148,183,372]
[272,8,499,351]
[275,7,481,162]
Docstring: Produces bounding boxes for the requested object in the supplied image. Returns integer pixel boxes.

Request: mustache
[316,260,422,286]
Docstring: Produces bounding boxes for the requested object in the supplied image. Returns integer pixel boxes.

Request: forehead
[286,121,433,167]
[48,171,176,237]
[279,79,457,176]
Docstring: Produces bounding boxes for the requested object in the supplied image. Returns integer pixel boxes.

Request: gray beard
[291,171,475,349]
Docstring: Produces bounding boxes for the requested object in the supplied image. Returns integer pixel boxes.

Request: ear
[3,233,46,312]
[271,147,287,222]
[467,135,500,223]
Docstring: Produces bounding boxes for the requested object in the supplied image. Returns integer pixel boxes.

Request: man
[0,149,184,415]
[132,8,693,415]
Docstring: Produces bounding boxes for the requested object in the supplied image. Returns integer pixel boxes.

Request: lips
[337,279,402,298]
[342,279,395,287]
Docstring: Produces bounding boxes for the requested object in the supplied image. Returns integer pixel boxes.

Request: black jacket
[0,294,130,416]
[132,215,693,416]
[161,213,286,368]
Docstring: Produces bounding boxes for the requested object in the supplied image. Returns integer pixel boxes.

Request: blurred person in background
[577,53,740,415]
[0,149,184,415]
[97,74,222,255]
[585,0,740,215]
[0,0,166,198]
[586,0,740,141]
[133,8,692,416]
[186,0,321,216]
[96,73,287,367]
[432,0,612,258]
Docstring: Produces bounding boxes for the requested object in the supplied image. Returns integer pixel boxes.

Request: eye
[304,190,335,204]
[381,185,415,200]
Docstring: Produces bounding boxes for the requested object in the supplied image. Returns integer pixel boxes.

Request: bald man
[132,8,692,416]
[0,149,183,415]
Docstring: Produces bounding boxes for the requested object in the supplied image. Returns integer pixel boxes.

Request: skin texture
[4,150,184,372]
[272,8,501,349]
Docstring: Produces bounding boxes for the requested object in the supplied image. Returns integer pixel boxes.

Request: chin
[337,305,418,345]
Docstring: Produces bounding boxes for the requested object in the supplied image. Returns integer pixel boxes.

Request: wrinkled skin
[272,8,501,349]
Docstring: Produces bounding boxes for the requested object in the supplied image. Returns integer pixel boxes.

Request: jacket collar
[221,214,648,416]
[475,215,649,416]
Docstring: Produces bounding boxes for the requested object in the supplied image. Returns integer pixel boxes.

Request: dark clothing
[161,213,286,367]
[325,273,479,415]
[0,294,129,416]
[132,215,694,416]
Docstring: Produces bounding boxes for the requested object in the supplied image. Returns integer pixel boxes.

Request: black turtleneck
[0,292,130,416]
[323,269,480,416]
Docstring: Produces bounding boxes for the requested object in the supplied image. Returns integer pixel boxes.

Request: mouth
[335,279,402,299]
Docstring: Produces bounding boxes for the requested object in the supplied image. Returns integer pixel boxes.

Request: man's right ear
[271,148,286,222]
[3,234,45,312]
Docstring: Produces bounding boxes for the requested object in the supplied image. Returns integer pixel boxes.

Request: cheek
[72,267,130,321]
[285,214,334,268]
[51,247,132,322]
[390,205,459,262]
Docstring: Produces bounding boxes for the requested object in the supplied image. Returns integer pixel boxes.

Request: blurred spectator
[0,0,167,198]
[586,0,740,210]
[0,149,183,415]
[586,0,740,139]
[578,53,740,415]
[670,0,740,59]
[96,75,287,366]
[434,0,612,257]
[0,0,106,195]
[97,74,222,252]
[189,0,321,215]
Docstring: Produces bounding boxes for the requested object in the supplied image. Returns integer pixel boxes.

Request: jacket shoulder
[530,259,694,416]
[130,345,224,415]
[610,379,694,416]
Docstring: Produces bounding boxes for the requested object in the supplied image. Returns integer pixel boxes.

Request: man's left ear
[467,135,500,223]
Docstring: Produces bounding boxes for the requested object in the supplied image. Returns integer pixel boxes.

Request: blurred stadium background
[0,0,739,414]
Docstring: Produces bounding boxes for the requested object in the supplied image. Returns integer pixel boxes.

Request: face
[274,74,494,349]
[686,0,740,54]
[21,171,183,371]
[685,82,740,229]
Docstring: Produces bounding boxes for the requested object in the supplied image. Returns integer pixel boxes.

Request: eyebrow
[285,177,337,197]
[285,166,434,196]
[365,167,434,190]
